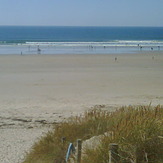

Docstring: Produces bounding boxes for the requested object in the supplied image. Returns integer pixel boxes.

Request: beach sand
[0,53,163,163]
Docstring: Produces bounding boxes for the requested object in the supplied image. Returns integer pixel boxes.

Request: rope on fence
[109,143,120,163]
[111,150,132,161]
[110,147,137,163]
[65,143,75,162]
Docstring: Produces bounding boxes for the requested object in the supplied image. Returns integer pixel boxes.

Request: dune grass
[23,105,163,163]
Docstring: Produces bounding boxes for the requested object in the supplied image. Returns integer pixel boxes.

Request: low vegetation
[23,105,163,163]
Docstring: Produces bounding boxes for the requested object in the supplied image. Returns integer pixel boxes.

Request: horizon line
[0,25,163,28]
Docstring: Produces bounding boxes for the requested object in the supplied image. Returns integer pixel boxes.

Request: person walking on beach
[37,45,41,54]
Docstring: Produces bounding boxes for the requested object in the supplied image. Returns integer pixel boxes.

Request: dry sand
[0,52,163,163]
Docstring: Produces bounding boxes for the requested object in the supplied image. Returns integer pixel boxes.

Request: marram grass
[23,105,163,163]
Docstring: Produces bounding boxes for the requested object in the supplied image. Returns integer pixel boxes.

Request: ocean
[0,26,163,54]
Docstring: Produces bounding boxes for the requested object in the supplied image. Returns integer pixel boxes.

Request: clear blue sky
[0,0,163,26]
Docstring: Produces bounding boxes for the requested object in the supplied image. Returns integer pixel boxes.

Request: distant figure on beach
[89,45,93,49]
[140,46,142,50]
[115,57,117,62]
[151,47,153,50]
[37,46,41,54]
[158,46,160,50]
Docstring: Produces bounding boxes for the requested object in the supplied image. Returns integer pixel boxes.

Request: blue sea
[0,26,163,54]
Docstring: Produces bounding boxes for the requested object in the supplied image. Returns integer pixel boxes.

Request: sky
[0,0,163,27]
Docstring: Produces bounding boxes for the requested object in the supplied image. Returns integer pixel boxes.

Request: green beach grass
[23,105,163,163]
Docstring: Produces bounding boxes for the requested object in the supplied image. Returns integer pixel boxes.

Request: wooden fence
[65,139,121,163]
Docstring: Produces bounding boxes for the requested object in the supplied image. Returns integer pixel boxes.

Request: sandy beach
[0,52,163,163]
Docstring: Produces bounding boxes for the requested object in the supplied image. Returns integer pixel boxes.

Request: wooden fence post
[109,143,120,163]
[76,139,82,163]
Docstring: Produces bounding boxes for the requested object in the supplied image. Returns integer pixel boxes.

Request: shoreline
[0,41,163,55]
[0,52,163,163]
[0,49,162,55]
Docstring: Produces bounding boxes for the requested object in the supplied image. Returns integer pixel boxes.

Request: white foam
[0,40,158,50]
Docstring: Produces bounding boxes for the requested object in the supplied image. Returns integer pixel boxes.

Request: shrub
[23,105,163,163]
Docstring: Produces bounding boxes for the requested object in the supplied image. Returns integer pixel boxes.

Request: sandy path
[0,53,163,162]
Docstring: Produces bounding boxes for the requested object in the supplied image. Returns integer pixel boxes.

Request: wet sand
[0,53,163,162]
